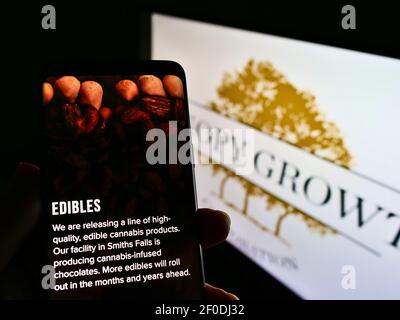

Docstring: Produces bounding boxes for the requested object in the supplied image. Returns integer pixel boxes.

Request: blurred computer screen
[151,14,400,299]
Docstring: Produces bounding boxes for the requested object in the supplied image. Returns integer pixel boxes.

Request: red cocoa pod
[61,103,100,136]
[62,103,85,136]
[115,79,139,101]
[121,107,151,125]
[55,76,81,103]
[137,75,166,97]
[79,81,103,110]
[97,107,112,131]
[43,82,54,105]
[80,104,100,134]
[141,96,171,118]
[74,116,86,135]
[162,75,184,98]
[99,107,112,122]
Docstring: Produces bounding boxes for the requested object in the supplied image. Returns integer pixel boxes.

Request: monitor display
[151,13,400,299]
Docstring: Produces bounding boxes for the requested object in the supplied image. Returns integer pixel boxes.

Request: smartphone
[39,61,204,299]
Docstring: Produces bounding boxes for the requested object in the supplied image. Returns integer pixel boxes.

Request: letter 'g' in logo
[341,265,356,290]
[41,5,56,30]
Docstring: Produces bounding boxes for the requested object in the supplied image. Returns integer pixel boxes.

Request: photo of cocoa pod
[43,73,190,220]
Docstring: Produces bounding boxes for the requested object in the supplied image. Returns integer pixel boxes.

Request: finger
[137,75,166,97]
[204,283,239,300]
[42,82,54,105]
[79,81,103,110]
[197,208,230,249]
[115,79,139,101]
[54,76,81,103]
[163,75,184,98]
[0,163,40,271]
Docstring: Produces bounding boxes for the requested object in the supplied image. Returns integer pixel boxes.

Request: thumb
[0,163,40,271]
[204,283,239,300]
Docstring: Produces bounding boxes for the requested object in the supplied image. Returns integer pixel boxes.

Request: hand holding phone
[0,61,237,301]
[40,61,205,299]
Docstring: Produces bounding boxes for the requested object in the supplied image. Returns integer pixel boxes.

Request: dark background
[1,1,399,299]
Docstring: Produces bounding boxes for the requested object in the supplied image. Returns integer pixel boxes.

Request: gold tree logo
[209,59,353,244]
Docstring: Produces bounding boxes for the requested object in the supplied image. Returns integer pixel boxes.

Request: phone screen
[40,61,204,299]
